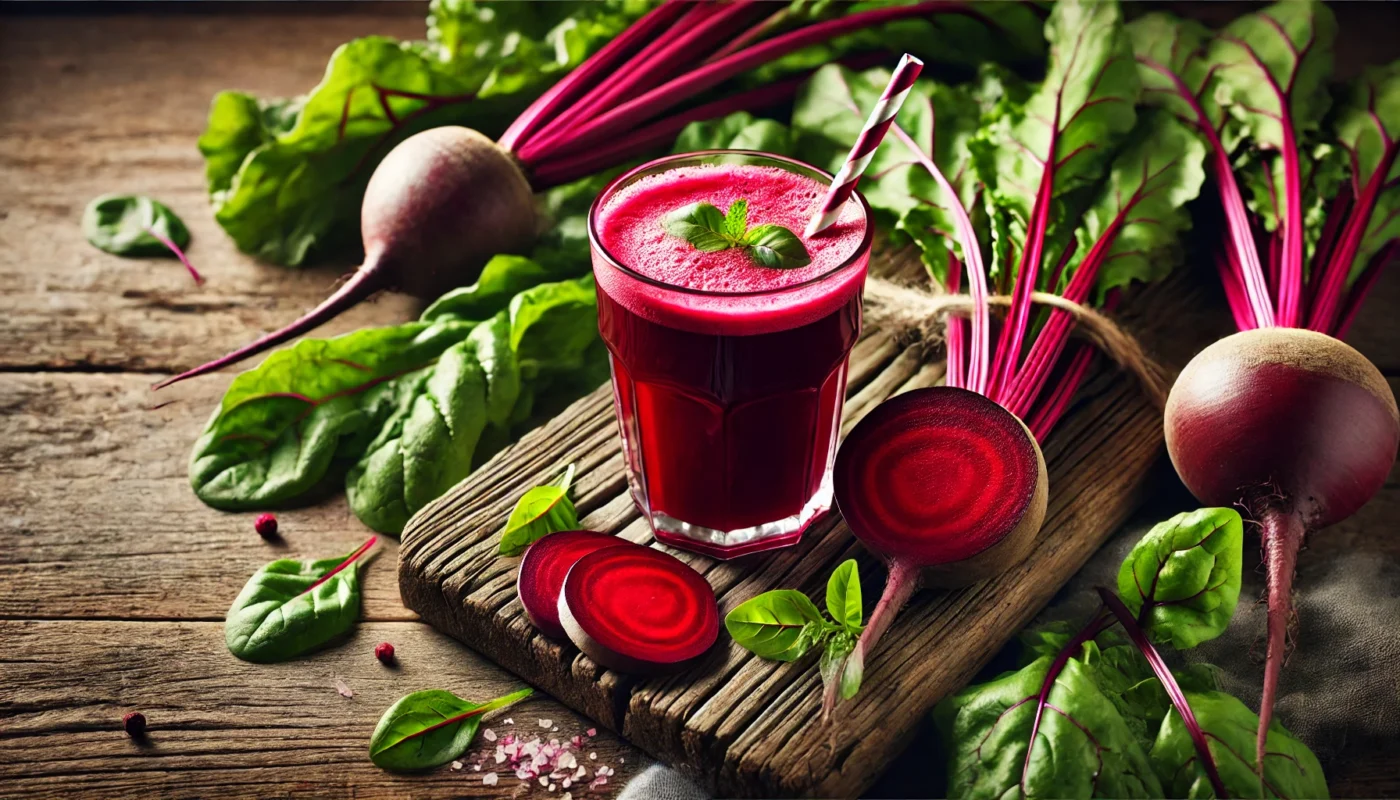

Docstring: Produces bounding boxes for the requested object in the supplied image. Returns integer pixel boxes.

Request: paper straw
[805,53,923,237]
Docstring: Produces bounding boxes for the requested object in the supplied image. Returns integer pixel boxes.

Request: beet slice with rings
[518,530,632,640]
[827,386,1048,715]
[558,546,720,674]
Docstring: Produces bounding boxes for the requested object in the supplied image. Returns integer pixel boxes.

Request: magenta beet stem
[143,225,203,285]
[151,265,386,389]
[823,559,920,721]
[302,535,378,595]
[1097,588,1230,799]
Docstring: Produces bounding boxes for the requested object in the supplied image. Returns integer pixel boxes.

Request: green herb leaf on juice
[369,686,532,772]
[743,223,812,269]
[725,589,831,662]
[661,202,737,252]
[825,559,863,633]
[497,464,579,556]
[1116,507,1243,649]
[82,194,202,283]
[661,199,811,269]
[224,536,375,663]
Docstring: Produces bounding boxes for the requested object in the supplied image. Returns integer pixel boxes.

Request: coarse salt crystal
[450,761,462,771]
[483,773,498,786]
[504,718,514,725]
[586,728,597,737]
[589,752,597,760]
[334,678,354,699]
[539,719,553,728]
[540,777,550,787]
[574,766,587,779]
[558,753,577,770]
[549,784,557,792]
[483,729,497,741]
[473,764,481,772]
[563,778,572,789]
[572,735,583,747]
[516,767,534,780]
[562,794,573,800]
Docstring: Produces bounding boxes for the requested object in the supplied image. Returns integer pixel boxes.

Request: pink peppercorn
[123,712,146,738]
[374,642,395,664]
[254,513,278,539]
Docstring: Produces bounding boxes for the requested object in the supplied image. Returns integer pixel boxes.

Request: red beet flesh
[518,530,631,641]
[153,128,536,389]
[1165,327,1399,767]
[829,387,1048,716]
[558,546,719,675]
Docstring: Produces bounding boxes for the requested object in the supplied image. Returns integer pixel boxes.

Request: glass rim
[587,149,875,299]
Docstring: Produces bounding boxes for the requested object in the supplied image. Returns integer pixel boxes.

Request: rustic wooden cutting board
[398,252,1224,798]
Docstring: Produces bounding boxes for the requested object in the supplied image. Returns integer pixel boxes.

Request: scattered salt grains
[473,764,482,772]
[558,752,577,770]
[549,784,557,792]
[483,728,496,742]
[482,773,498,787]
[563,778,572,789]
[333,678,354,699]
[574,766,587,779]
[504,718,514,725]
[450,761,463,771]
[539,777,550,787]
[586,728,597,737]
[539,719,553,728]
[562,793,573,800]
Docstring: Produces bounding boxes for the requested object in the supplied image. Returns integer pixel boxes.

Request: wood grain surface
[1,4,1397,799]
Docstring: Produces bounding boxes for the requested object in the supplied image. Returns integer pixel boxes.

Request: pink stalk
[1217,249,1258,332]
[945,254,966,389]
[527,1,759,152]
[497,0,689,152]
[1276,120,1307,326]
[704,5,790,64]
[1307,142,1399,333]
[302,536,378,595]
[1254,508,1304,781]
[143,225,203,285]
[990,150,1056,401]
[515,2,967,166]
[890,121,990,394]
[1336,240,1398,339]
[527,76,811,188]
[1027,342,1093,442]
[1138,58,1274,327]
[1097,588,1230,799]
[1307,192,1354,299]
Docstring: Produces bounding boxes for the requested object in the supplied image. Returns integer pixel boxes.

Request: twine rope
[863,276,1169,409]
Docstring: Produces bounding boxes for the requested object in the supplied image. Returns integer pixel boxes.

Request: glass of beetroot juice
[589,151,872,559]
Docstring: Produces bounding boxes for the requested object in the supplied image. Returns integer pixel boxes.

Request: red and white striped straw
[805,53,923,237]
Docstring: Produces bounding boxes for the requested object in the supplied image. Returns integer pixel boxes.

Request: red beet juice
[590,152,871,558]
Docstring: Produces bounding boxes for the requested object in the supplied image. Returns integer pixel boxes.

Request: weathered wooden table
[1,5,1397,798]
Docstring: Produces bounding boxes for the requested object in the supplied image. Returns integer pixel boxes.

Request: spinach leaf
[497,464,579,557]
[726,589,831,662]
[1150,691,1329,800]
[200,2,640,266]
[825,559,863,633]
[83,194,191,259]
[370,686,532,772]
[420,255,556,324]
[225,537,375,662]
[1116,507,1243,650]
[936,655,1164,799]
[190,320,474,510]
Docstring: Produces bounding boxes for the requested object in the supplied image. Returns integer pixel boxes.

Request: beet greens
[1133,2,1400,767]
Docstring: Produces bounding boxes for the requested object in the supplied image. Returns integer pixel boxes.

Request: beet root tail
[821,559,920,722]
[1257,508,1304,779]
[152,266,386,390]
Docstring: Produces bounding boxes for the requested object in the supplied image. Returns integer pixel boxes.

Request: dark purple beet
[558,546,719,675]
[829,387,1048,717]
[153,127,537,389]
[1165,326,1399,768]
[517,530,632,641]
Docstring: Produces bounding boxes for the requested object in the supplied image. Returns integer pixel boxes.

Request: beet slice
[558,546,719,674]
[517,530,632,640]
[827,386,1047,715]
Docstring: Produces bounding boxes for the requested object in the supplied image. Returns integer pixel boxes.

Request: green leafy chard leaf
[725,589,830,662]
[420,255,557,323]
[82,194,191,259]
[983,0,1140,222]
[369,686,532,772]
[225,539,373,662]
[1334,61,1400,283]
[1071,110,1209,298]
[1150,691,1328,800]
[672,111,796,155]
[744,224,811,269]
[1116,507,1243,650]
[825,559,863,633]
[936,655,1164,799]
[497,464,579,556]
[1208,0,1337,154]
[1128,12,1217,127]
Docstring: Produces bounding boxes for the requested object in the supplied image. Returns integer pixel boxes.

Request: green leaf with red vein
[1150,691,1329,800]
[1071,110,1208,298]
[1128,13,1219,131]
[1334,61,1400,284]
[370,686,533,772]
[936,655,1164,799]
[1116,507,1243,650]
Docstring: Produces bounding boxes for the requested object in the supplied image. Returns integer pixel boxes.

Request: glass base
[639,473,834,560]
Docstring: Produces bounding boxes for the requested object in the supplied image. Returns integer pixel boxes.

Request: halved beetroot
[558,546,719,674]
[518,530,631,640]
